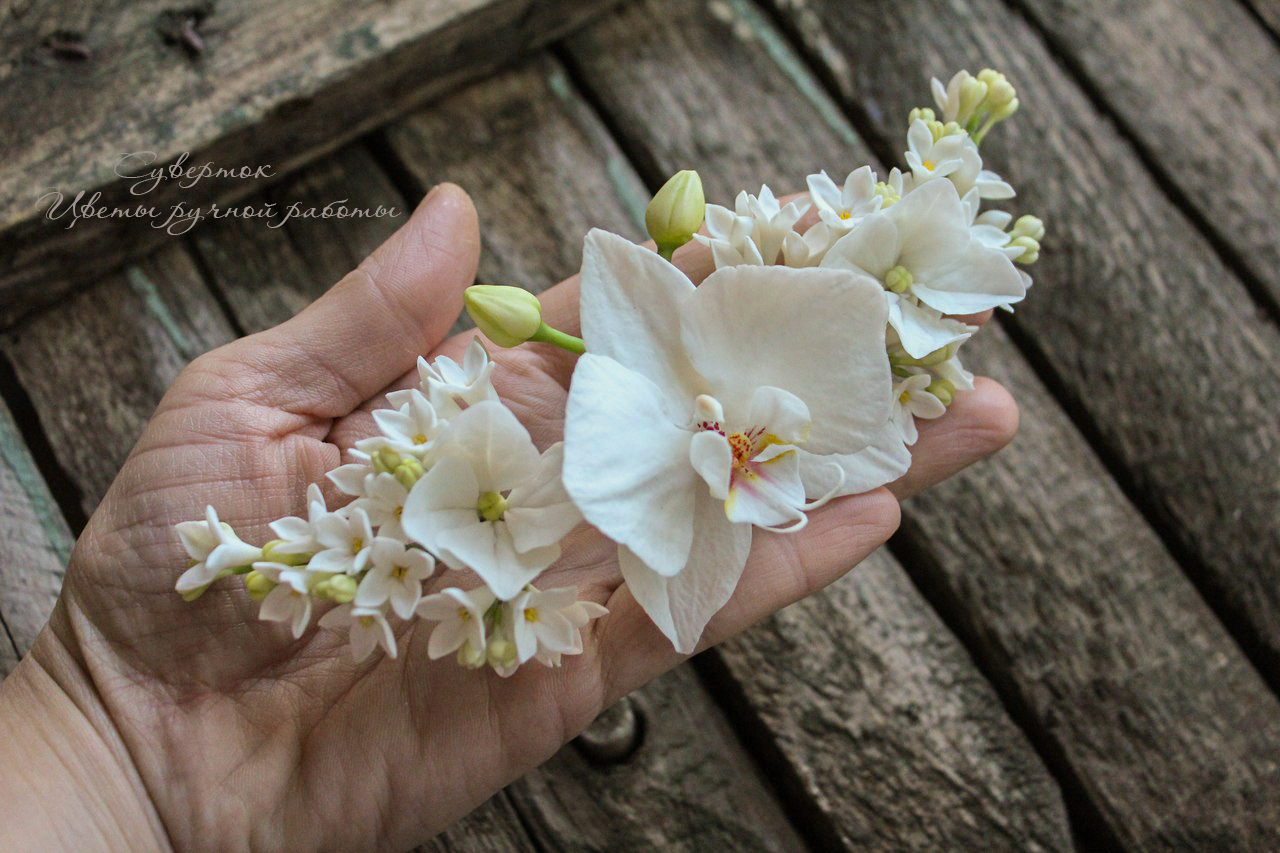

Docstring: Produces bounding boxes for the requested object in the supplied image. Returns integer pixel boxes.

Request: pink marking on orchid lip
[696,419,724,435]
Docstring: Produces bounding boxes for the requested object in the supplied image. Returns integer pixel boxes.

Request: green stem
[656,242,677,262]
[529,322,585,354]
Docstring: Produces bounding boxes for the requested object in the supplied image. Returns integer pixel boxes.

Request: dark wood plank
[3,246,236,516]
[381,59,648,291]
[192,144,409,334]
[897,324,1280,850]
[564,0,1280,846]
[507,664,806,852]
[1004,0,1280,313]
[711,548,1071,851]
[416,793,531,852]
[766,0,1280,742]
[0,0,622,322]
[0,396,71,677]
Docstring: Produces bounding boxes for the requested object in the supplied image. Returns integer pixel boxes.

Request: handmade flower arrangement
[175,69,1042,673]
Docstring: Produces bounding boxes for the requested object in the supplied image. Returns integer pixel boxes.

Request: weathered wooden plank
[564,0,1280,846]
[380,59,648,291]
[710,548,1072,852]
[1244,0,1280,38]
[416,793,530,852]
[0,0,622,321]
[897,324,1280,850]
[192,144,408,334]
[1002,0,1280,313]
[3,245,236,516]
[0,394,71,678]
[768,0,1280,721]
[554,9,1076,846]
[507,663,806,852]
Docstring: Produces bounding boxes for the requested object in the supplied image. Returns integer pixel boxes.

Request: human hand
[0,184,1017,851]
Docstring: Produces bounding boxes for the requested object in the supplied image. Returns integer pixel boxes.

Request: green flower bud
[917,345,952,367]
[927,378,956,406]
[958,74,989,125]
[885,265,914,294]
[1010,215,1045,242]
[394,457,425,490]
[245,570,276,602]
[465,285,543,348]
[908,106,936,126]
[181,584,211,602]
[646,170,705,260]
[373,447,403,475]
[476,490,508,522]
[457,641,486,670]
[261,539,310,567]
[327,574,358,604]
[487,638,517,669]
[1009,235,1040,265]
[874,181,901,207]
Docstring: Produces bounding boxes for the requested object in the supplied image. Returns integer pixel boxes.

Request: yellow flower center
[524,607,539,623]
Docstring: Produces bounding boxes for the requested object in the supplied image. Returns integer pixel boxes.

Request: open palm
[33,184,1017,851]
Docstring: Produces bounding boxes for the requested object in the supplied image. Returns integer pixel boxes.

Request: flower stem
[528,322,585,354]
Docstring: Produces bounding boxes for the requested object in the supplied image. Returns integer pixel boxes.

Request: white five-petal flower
[354,538,435,619]
[416,586,496,662]
[400,402,582,600]
[175,506,262,593]
[318,604,397,662]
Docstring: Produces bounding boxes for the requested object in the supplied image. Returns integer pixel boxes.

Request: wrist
[0,628,171,852]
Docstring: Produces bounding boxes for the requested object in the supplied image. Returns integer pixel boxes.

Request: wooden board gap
[0,350,89,536]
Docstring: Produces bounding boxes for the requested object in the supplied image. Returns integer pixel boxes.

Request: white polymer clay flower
[562,230,911,654]
[698,184,811,268]
[175,506,262,593]
[318,604,397,663]
[891,373,947,446]
[821,178,1025,358]
[806,166,882,233]
[416,586,496,664]
[508,586,608,667]
[400,401,582,600]
[388,337,499,418]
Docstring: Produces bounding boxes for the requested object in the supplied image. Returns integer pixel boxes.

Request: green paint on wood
[727,0,859,147]
[0,405,73,566]
[546,64,649,236]
[127,266,195,359]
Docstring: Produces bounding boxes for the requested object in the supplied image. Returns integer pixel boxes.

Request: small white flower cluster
[696,68,1042,449]
[176,68,1042,663]
[174,340,605,672]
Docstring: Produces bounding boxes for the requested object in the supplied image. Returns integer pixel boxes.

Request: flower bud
[1011,215,1045,242]
[1009,235,1040,264]
[327,574,358,604]
[476,490,508,523]
[373,447,403,475]
[885,265,914,294]
[261,539,310,566]
[927,378,956,406]
[465,285,543,348]
[394,457,425,490]
[245,570,276,602]
[487,638,517,669]
[457,641,486,669]
[646,170,705,259]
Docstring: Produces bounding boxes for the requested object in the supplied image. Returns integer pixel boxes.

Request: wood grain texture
[416,793,531,852]
[710,549,1071,852]
[766,0,1280,726]
[1243,0,1280,38]
[381,57,649,292]
[192,144,408,334]
[1005,0,1280,312]
[507,664,806,852]
[383,58,807,849]
[897,324,1280,850]
[566,0,1280,846]
[0,395,71,677]
[0,0,622,319]
[3,244,236,516]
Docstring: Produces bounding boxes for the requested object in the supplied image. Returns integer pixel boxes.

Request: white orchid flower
[562,230,910,653]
